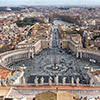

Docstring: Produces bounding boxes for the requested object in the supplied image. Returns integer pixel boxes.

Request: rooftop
[0,87,11,97]
[0,68,11,79]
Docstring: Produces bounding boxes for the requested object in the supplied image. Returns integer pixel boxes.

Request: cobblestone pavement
[10,48,99,84]
[10,27,100,84]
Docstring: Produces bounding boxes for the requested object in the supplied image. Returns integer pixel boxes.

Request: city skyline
[1,0,100,6]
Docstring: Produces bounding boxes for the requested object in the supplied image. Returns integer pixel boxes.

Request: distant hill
[0,7,24,12]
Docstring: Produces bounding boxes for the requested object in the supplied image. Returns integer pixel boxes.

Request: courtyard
[10,48,99,84]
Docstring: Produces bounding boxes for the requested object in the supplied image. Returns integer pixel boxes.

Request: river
[53,19,73,25]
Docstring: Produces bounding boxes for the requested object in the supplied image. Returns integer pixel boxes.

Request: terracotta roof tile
[0,68,11,79]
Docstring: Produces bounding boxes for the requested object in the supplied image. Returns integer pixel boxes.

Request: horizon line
[0,4,100,7]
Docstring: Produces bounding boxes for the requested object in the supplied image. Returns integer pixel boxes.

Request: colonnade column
[76,52,79,58]
[28,51,31,58]
[29,48,34,58]
[80,52,83,58]
[31,48,34,58]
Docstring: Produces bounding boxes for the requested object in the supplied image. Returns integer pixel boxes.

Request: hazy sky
[1,0,100,6]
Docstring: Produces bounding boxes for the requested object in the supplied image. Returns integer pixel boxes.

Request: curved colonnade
[0,49,31,67]
[0,39,100,86]
[0,40,49,68]
[77,49,100,62]
[62,39,100,63]
[0,39,100,72]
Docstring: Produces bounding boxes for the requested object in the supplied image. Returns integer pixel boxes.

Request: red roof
[0,69,11,79]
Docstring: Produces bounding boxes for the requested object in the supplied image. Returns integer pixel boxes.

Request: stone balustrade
[33,75,81,86]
